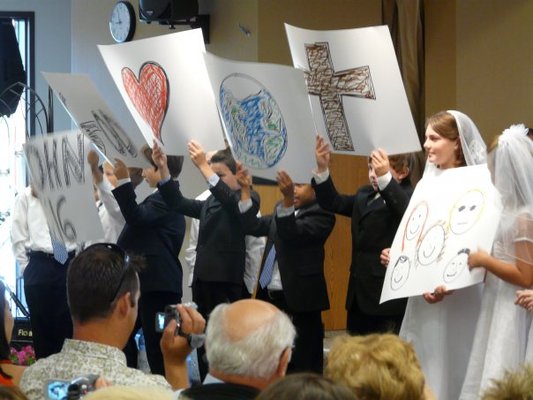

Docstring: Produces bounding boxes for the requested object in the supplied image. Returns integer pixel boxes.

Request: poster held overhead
[98,29,225,156]
[43,72,150,169]
[203,52,316,183]
[23,130,105,244]
[285,23,421,156]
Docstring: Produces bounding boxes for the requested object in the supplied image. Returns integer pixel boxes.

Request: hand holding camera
[159,302,206,365]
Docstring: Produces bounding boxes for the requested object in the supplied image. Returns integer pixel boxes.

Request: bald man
[179,299,296,399]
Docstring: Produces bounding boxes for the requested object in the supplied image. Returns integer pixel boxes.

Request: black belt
[30,250,75,259]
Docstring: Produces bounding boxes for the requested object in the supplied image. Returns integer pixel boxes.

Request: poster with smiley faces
[380,164,502,303]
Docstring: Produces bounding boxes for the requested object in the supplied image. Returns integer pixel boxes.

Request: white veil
[447,110,487,166]
[424,110,487,176]
[491,124,533,266]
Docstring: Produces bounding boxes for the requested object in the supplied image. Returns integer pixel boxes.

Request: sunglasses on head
[83,243,131,303]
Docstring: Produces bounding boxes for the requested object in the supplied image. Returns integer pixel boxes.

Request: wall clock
[109,1,136,43]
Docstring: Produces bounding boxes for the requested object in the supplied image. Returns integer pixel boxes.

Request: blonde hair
[426,111,465,167]
[325,334,425,400]
[84,386,174,400]
[482,363,533,400]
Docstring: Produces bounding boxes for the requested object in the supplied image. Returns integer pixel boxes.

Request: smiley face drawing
[443,248,470,283]
[403,201,429,243]
[449,190,485,235]
[416,222,446,266]
[390,255,411,290]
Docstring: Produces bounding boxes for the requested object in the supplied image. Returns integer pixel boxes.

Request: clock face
[109,1,136,43]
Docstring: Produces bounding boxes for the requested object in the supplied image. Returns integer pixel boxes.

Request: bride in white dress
[398,110,487,400]
[459,124,533,399]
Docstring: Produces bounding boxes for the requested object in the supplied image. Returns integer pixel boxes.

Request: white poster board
[380,165,502,302]
[43,72,150,168]
[23,131,104,244]
[98,29,225,156]
[285,24,421,156]
[203,52,316,182]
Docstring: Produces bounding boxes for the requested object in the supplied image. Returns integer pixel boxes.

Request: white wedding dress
[400,285,482,400]
[460,219,533,399]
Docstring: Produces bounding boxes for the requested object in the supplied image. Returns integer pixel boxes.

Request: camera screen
[47,380,70,400]
[155,312,165,332]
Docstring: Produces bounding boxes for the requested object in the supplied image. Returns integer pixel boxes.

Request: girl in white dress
[398,110,487,400]
[460,124,533,399]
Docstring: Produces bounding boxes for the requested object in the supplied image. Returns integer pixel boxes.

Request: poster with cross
[285,24,421,156]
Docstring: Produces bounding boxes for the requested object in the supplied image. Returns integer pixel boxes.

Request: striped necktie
[258,246,276,289]
[50,234,69,264]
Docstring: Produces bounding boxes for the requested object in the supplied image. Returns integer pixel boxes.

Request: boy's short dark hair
[210,148,237,175]
[389,153,412,177]
[142,146,184,179]
[67,243,144,324]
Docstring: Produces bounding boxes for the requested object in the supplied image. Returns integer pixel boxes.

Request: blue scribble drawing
[220,73,287,169]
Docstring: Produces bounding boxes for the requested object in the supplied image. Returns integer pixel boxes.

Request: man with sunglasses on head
[20,243,205,400]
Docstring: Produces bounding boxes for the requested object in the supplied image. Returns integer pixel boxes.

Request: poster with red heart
[98,29,225,156]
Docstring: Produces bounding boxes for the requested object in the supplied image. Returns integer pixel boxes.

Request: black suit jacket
[180,382,259,400]
[113,182,185,295]
[313,175,412,316]
[241,201,335,313]
[158,178,259,284]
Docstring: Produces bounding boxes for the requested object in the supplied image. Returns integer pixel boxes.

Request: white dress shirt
[11,186,77,272]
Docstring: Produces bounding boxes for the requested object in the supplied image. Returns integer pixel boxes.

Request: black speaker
[139,0,198,24]
[0,18,26,118]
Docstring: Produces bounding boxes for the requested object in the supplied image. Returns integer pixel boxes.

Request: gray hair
[206,303,296,379]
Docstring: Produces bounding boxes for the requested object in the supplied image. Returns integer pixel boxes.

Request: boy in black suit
[152,141,260,379]
[313,136,413,335]
[112,149,186,375]
[237,168,335,374]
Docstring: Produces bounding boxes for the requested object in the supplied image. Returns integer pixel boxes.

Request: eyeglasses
[83,243,131,303]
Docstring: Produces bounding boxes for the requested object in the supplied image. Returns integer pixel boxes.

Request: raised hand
[315,135,331,173]
[113,158,129,180]
[188,140,207,168]
[87,150,103,184]
[277,170,295,207]
[370,148,390,177]
[236,162,252,189]
[151,140,167,170]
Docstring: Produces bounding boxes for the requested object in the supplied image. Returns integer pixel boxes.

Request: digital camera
[46,374,98,400]
[155,304,180,333]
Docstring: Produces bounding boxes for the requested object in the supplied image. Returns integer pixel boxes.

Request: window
[0,12,35,311]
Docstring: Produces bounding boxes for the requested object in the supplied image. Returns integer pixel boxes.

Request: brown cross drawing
[304,42,376,151]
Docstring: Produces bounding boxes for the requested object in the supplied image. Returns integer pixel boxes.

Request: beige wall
[425,0,533,144]
[257,0,381,64]
[456,0,533,143]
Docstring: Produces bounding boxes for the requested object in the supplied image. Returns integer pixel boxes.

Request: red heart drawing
[122,62,169,143]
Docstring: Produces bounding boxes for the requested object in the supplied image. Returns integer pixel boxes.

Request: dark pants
[23,252,74,359]
[192,280,243,380]
[266,290,324,374]
[123,291,181,375]
[347,300,404,335]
